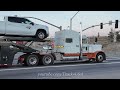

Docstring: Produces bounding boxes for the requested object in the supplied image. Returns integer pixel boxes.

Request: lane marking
[103,61,108,62]
[1,61,120,72]
[107,57,120,59]
[0,64,96,72]
[102,62,120,65]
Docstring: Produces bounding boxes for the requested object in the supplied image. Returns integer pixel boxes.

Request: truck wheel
[41,54,54,65]
[96,53,105,63]
[36,31,46,40]
[26,54,39,66]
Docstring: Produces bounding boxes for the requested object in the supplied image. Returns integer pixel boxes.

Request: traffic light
[115,20,118,28]
[100,23,103,29]
[95,37,98,42]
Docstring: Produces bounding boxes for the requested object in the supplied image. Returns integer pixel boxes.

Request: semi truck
[0,29,106,67]
[17,29,106,66]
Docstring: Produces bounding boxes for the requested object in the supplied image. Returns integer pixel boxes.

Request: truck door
[82,44,89,53]
[6,17,33,36]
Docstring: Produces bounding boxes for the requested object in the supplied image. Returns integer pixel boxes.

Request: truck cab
[54,30,106,62]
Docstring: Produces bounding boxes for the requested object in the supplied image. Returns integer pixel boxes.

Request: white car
[0,16,49,40]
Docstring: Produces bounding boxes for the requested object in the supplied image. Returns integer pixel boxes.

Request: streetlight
[70,11,79,30]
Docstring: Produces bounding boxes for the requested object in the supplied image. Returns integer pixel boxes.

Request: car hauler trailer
[0,29,106,67]
[0,41,38,66]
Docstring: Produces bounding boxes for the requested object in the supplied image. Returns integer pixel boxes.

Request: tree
[108,30,114,42]
[98,32,100,37]
[116,31,120,41]
[108,30,120,42]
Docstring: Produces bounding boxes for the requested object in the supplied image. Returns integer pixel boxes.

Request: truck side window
[8,17,25,23]
[66,38,73,43]
[8,17,18,23]
[8,17,33,25]
[20,18,33,24]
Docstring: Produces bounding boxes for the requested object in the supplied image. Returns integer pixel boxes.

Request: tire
[36,31,46,40]
[41,54,54,65]
[25,54,39,66]
[96,53,105,63]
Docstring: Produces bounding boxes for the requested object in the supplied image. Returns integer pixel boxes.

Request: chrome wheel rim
[38,32,45,39]
[44,56,52,64]
[98,55,103,61]
[29,57,37,65]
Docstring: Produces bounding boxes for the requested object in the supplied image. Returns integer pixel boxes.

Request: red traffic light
[100,23,103,29]
[115,20,118,28]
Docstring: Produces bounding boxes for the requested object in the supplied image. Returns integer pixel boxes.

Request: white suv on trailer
[0,16,49,40]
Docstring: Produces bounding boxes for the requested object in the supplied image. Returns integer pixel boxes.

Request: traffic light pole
[114,20,119,43]
[24,17,62,31]
[82,21,119,32]
[82,20,119,43]
[113,30,117,43]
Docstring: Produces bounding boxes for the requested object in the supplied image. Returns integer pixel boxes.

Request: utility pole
[98,32,100,37]
[113,30,117,43]
[80,22,83,60]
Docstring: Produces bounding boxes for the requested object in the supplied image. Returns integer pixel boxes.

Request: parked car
[0,16,49,40]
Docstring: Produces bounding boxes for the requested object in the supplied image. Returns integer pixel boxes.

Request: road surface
[0,55,120,79]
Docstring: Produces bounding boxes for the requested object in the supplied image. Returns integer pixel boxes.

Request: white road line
[107,57,120,59]
[107,58,120,61]
[103,61,108,62]
[0,61,120,72]
[102,62,120,65]
[0,64,95,72]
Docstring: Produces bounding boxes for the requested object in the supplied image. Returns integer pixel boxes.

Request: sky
[0,11,120,38]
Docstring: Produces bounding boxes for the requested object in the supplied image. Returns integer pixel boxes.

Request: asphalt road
[0,56,120,79]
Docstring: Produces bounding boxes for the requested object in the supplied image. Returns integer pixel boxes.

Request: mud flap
[0,46,16,65]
